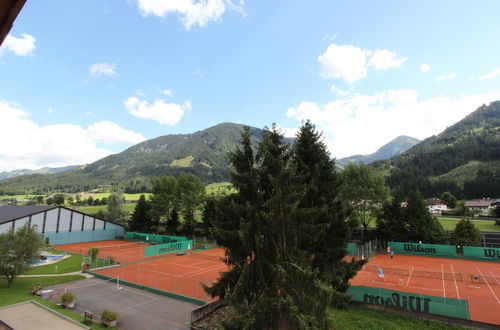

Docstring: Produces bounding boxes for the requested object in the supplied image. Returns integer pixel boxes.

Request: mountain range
[337,135,420,166]
[0,165,78,180]
[1,100,499,198]
[378,101,500,199]
[0,123,279,194]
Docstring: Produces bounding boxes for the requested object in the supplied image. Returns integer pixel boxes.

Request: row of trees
[128,173,205,236]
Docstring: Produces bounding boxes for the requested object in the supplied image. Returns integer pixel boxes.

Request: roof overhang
[0,0,27,47]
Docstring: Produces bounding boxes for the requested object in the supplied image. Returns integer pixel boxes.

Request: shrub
[61,292,75,304]
[101,309,118,321]
[31,283,42,295]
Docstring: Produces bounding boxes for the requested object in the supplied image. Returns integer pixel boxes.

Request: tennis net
[88,242,144,253]
[363,264,464,281]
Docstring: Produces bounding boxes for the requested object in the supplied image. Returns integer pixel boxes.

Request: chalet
[424,199,448,214]
[464,199,495,216]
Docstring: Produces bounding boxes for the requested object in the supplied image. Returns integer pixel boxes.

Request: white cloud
[318,43,405,83]
[274,124,297,138]
[89,63,116,77]
[48,107,54,115]
[318,43,369,83]
[162,89,173,97]
[420,63,430,72]
[87,121,146,144]
[1,33,36,56]
[330,85,350,96]
[436,73,457,82]
[286,90,500,159]
[136,0,243,30]
[368,49,407,71]
[0,100,116,171]
[477,67,500,81]
[124,96,191,125]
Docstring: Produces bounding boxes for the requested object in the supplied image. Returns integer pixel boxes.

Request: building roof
[0,0,27,46]
[424,199,447,206]
[464,199,495,208]
[0,205,57,224]
[0,205,125,228]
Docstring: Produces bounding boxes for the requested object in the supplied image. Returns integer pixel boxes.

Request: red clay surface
[351,253,500,325]
[94,248,228,302]
[55,240,149,264]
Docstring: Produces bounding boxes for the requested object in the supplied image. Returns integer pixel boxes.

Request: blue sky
[1,0,500,171]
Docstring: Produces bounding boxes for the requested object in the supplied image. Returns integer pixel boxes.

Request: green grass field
[0,276,110,329]
[22,252,83,275]
[76,203,136,214]
[0,194,43,201]
[205,181,236,195]
[437,217,500,232]
[327,307,461,330]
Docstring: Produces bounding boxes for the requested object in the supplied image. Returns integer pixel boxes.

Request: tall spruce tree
[129,194,152,232]
[208,124,356,328]
[291,120,363,304]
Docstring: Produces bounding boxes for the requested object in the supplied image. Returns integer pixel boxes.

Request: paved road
[45,277,199,329]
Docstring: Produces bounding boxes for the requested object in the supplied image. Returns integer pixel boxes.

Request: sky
[1,0,500,172]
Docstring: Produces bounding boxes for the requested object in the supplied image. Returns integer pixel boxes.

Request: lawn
[0,276,110,329]
[327,306,461,330]
[22,252,83,275]
[76,203,136,214]
[206,181,236,195]
[437,217,500,232]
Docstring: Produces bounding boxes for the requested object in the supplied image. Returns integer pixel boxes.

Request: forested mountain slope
[0,123,277,194]
[375,101,500,198]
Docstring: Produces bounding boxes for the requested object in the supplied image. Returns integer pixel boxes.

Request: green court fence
[125,232,188,244]
[463,246,500,260]
[347,285,470,320]
[347,240,378,259]
[389,242,456,257]
[347,243,356,256]
[144,240,193,257]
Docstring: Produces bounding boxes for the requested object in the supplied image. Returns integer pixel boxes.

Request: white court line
[477,267,500,305]
[490,271,500,286]
[441,264,446,298]
[450,264,460,299]
[405,267,414,287]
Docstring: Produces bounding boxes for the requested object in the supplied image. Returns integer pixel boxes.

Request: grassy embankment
[22,252,83,275]
[327,306,462,330]
[0,276,110,329]
[437,217,499,231]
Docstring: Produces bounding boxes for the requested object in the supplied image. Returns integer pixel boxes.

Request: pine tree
[452,218,481,246]
[129,195,152,232]
[405,192,446,243]
[208,124,354,329]
[291,120,362,305]
[166,209,180,234]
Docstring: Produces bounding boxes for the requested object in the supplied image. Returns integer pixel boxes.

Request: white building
[0,205,124,245]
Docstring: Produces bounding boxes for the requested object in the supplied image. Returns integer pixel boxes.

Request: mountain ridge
[338,135,420,165]
[378,101,500,198]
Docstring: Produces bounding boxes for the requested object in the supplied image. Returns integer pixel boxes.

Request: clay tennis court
[351,253,500,325]
[55,240,149,264]
[92,248,228,303]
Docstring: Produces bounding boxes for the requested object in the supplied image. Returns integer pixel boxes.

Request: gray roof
[0,205,57,224]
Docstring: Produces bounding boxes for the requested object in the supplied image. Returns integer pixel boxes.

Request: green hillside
[377,101,500,198]
[0,123,285,195]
